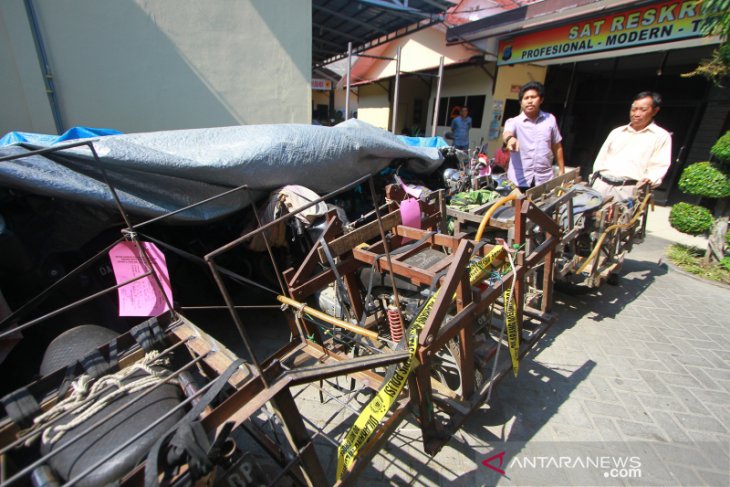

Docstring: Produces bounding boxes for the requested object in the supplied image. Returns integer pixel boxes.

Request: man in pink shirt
[592,91,672,202]
[503,81,565,192]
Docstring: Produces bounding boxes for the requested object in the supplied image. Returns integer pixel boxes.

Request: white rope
[294,302,307,320]
[22,351,176,446]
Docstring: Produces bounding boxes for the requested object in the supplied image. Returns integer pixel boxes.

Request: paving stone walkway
[340,234,730,486]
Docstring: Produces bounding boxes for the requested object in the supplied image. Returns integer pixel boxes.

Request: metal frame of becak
[445,167,653,289]
[0,140,560,486]
[256,181,561,482]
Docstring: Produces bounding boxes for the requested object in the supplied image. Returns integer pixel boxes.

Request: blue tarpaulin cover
[0,120,443,222]
[0,127,122,147]
[397,135,448,148]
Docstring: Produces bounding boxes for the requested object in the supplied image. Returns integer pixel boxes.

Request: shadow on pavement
[216,244,673,486]
[413,252,670,484]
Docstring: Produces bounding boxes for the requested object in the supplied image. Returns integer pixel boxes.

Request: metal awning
[312,0,454,69]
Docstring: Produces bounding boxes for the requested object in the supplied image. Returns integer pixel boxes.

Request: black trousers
[517,181,536,193]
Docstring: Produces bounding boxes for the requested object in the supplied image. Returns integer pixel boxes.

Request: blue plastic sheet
[0,126,122,147]
[397,135,448,148]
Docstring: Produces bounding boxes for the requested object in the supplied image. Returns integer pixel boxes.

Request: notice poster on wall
[488,100,504,140]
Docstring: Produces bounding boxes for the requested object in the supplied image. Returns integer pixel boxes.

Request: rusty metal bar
[417,239,474,346]
[132,183,250,229]
[366,177,403,313]
[0,337,193,456]
[206,173,371,259]
[286,351,408,386]
[0,140,91,162]
[205,260,269,387]
[431,57,444,137]
[270,388,328,487]
[3,351,208,487]
[277,295,379,341]
[179,305,281,310]
[87,143,133,230]
[245,185,288,297]
[0,235,124,330]
[139,233,278,295]
[0,270,153,340]
[287,214,342,288]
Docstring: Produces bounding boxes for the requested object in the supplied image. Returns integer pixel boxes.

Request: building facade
[0,0,312,135]
[338,0,724,203]
[449,0,725,203]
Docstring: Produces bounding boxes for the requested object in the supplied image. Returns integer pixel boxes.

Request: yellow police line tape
[336,245,519,479]
[503,287,519,377]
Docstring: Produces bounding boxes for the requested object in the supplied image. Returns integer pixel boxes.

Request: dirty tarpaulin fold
[0,120,443,223]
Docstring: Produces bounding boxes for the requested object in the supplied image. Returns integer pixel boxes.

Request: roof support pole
[431,56,444,137]
[24,0,64,134]
[391,46,401,134]
[345,42,352,121]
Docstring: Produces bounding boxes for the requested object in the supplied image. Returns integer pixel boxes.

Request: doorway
[543,45,718,204]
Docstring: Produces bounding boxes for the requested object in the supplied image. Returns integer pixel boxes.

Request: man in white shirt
[591,91,672,202]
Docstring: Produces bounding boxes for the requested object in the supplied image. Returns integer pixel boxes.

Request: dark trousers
[518,181,536,193]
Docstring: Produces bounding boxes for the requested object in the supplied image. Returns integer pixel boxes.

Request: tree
[673,1,730,262]
[683,0,730,84]
[670,131,730,261]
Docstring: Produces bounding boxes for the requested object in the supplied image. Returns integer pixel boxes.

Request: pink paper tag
[479,165,492,177]
[109,241,173,317]
[395,174,423,199]
[399,198,421,243]
[402,184,422,199]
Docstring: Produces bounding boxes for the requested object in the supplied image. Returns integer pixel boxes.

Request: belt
[596,173,638,186]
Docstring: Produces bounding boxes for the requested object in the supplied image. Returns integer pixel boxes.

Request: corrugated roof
[312,0,455,68]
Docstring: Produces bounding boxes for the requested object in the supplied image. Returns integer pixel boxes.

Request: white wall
[0,0,311,135]
[312,90,330,109]
[392,77,431,136]
[354,26,477,82]
[426,64,495,148]
[335,85,357,120]
[345,26,493,143]
[358,84,390,130]
[0,0,56,134]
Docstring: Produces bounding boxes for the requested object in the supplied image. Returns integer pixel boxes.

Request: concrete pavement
[644,204,709,249]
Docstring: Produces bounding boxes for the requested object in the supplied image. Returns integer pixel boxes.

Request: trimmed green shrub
[669,202,714,235]
[677,161,730,198]
[723,43,730,66]
[711,130,730,163]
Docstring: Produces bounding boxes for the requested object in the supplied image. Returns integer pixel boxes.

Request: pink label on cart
[400,198,421,229]
[402,185,422,199]
[399,198,421,243]
[109,241,173,317]
[398,179,422,199]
